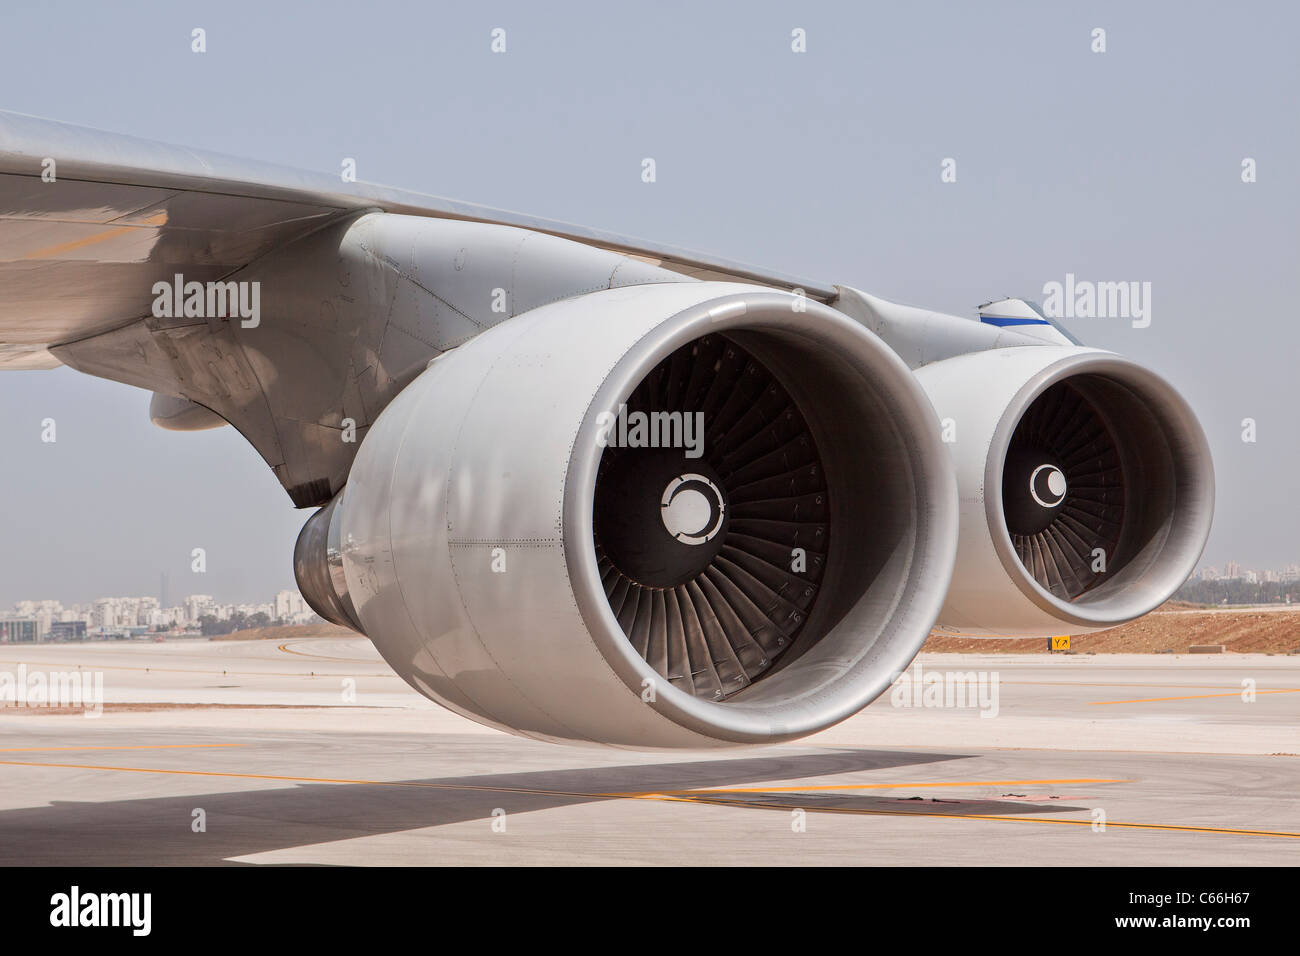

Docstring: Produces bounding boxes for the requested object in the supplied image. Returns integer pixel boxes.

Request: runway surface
[0,637,1297,865]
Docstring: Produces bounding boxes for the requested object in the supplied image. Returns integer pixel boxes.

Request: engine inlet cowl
[916,346,1214,637]
[327,281,958,747]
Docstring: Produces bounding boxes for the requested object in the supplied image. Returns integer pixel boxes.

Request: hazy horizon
[2,0,1297,606]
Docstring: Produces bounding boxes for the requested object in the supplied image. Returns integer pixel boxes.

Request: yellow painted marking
[625,778,1127,796]
[20,212,168,259]
[671,794,1300,839]
[277,641,370,663]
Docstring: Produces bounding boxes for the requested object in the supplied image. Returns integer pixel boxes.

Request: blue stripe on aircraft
[979,315,1051,326]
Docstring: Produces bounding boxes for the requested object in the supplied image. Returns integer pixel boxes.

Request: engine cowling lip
[983,351,1214,627]
[563,291,959,744]
[293,489,362,633]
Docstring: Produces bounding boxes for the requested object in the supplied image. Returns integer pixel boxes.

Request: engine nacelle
[915,346,1214,637]
[297,281,958,747]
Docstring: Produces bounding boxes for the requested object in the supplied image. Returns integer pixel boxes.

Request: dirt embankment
[923,603,1300,654]
[210,621,355,642]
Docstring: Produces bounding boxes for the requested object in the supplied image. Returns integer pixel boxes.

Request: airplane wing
[0,110,833,370]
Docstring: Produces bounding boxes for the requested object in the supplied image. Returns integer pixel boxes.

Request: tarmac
[0,637,1296,865]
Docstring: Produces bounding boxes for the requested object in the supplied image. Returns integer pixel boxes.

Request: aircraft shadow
[0,743,1067,865]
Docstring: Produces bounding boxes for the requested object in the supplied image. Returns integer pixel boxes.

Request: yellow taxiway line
[626,778,1128,796]
[669,793,1300,839]
[277,642,374,663]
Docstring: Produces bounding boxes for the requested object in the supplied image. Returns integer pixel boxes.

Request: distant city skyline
[1195,561,1300,584]
[1,588,316,637]
[2,579,303,613]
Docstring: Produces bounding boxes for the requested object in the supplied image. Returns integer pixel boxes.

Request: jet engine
[296,281,958,747]
[915,346,1213,637]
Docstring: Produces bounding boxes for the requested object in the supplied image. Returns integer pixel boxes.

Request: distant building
[184,595,214,625]
[49,620,87,641]
[134,596,160,626]
[0,619,39,642]
[275,589,310,622]
[91,598,120,629]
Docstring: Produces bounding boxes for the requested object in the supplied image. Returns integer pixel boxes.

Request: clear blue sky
[1,0,1296,605]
